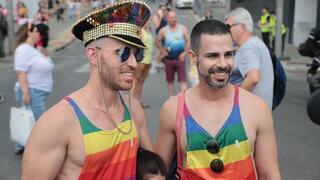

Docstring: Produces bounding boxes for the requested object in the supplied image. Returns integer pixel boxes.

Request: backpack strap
[175,91,185,177]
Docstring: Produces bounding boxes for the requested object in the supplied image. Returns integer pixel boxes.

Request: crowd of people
[5,0,285,179]
[10,0,108,155]
[258,7,287,54]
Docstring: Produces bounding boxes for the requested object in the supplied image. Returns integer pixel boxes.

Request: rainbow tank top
[65,95,138,180]
[177,86,256,179]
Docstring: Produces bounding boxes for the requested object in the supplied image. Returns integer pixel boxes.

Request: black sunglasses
[96,46,144,63]
[225,23,242,30]
[206,139,224,173]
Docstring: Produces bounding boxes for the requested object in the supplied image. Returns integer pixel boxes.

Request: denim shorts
[15,87,50,121]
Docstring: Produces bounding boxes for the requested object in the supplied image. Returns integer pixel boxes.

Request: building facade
[231,0,319,46]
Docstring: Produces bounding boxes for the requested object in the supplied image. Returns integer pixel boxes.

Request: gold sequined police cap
[71,0,150,48]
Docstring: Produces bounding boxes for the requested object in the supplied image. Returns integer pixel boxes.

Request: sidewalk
[46,15,76,54]
[192,0,311,71]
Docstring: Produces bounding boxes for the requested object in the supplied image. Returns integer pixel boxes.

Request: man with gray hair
[224,7,274,109]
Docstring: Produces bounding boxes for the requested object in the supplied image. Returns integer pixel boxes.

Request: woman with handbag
[13,23,54,154]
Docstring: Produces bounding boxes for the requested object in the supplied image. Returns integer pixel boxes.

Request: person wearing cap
[22,1,154,179]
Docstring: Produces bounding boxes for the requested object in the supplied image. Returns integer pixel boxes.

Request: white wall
[292,0,318,46]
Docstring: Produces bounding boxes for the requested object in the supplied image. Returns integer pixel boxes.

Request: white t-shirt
[14,43,54,92]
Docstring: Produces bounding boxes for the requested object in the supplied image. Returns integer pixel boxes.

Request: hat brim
[109,35,147,49]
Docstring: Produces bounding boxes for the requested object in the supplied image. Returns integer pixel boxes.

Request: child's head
[137,148,166,180]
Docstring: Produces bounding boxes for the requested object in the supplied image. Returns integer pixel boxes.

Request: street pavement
[0,1,319,179]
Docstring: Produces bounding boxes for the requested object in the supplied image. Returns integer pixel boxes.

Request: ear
[85,46,98,66]
[187,50,198,66]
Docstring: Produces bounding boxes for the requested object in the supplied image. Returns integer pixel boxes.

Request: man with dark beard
[156,20,280,179]
[22,1,154,179]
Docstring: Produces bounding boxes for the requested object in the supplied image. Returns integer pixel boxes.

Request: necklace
[93,45,133,136]
[83,90,133,135]
[83,92,122,115]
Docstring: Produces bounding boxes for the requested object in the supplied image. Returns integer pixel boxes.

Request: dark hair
[263,7,269,12]
[136,148,166,179]
[15,23,36,49]
[190,19,232,53]
[36,23,49,47]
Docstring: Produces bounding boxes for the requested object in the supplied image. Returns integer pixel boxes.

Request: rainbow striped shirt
[180,86,256,179]
[65,96,138,180]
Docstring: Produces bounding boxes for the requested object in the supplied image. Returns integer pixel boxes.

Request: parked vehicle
[307,89,320,125]
[298,27,320,93]
[176,0,194,8]
[298,27,320,125]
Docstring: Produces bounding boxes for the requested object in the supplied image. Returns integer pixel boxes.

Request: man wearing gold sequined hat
[22,1,154,179]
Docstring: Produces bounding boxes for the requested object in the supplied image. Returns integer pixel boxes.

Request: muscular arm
[254,102,281,180]
[129,97,154,152]
[155,98,177,171]
[241,69,260,91]
[22,103,71,180]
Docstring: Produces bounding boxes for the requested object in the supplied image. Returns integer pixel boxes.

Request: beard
[198,63,232,89]
[99,57,133,91]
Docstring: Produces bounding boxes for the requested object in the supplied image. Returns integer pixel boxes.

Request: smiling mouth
[211,72,228,78]
[121,72,133,75]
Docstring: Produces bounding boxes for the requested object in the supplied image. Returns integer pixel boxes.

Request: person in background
[269,11,287,54]
[137,148,166,180]
[13,23,54,154]
[35,8,49,25]
[0,4,8,57]
[156,10,190,97]
[224,7,274,109]
[92,0,101,10]
[153,5,168,72]
[55,0,64,22]
[15,2,29,28]
[35,23,50,56]
[35,6,50,56]
[131,19,153,108]
[67,0,76,20]
[258,7,271,48]
[75,0,81,20]
[204,8,213,20]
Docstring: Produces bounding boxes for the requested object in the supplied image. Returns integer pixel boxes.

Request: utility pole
[6,0,14,54]
[275,0,284,59]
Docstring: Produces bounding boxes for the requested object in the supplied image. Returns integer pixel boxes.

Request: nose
[126,52,138,68]
[217,55,227,68]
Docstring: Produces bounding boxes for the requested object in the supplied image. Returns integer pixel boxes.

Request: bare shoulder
[238,88,272,126]
[39,98,75,126]
[32,97,77,143]
[159,95,179,128]
[122,94,144,123]
[238,88,270,112]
